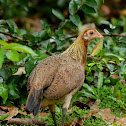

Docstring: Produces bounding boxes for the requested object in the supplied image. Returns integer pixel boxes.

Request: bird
[26,28,104,126]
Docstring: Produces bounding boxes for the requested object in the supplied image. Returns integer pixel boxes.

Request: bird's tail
[26,88,43,116]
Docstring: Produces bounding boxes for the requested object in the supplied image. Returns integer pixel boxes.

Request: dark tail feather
[26,88,43,116]
[33,99,42,116]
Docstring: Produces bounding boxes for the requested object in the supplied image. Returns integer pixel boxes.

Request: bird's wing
[27,55,60,91]
[43,60,84,100]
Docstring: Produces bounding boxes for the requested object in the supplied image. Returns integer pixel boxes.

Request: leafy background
[0,0,126,125]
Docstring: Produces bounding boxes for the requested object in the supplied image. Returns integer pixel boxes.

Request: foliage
[0,0,126,125]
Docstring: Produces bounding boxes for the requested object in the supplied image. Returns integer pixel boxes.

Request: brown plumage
[26,28,103,126]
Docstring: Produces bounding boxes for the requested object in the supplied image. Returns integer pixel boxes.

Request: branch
[7,118,48,126]
[58,1,85,30]
[44,49,54,56]
[0,30,29,42]
[50,33,126,45]
[87,55,119,66]
[102,33,126,37]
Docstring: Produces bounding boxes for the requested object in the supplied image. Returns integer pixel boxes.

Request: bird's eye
[90,31,94,35]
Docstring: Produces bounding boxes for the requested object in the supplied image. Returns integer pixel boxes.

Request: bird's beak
[96,32,104,39]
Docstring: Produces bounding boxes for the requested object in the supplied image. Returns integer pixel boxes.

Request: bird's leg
[61,108,67,126]
[61,95,72,126]
[48,104,57,126]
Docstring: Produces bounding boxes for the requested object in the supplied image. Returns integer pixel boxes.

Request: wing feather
[43,61,84,100]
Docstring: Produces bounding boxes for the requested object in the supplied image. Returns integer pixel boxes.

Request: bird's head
[82,28,104,42]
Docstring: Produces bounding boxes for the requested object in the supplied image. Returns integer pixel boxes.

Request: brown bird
[26,28,103,126]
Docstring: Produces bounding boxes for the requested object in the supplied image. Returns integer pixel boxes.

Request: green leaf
[0,115,9,121]
[69,0,77,15]
[0,48,4,68]
[81,4,96,14]
[8,83,20,100]
[86,76,94,82]
[6,50,20,62]
[19,53,27,61]
[7,20,18,33]
[82,91,97,99]
[40,30,48,39]
[83,83,95,95]
[38,55,50,61]
[0,20,6,25]
[101,20,116,29]
[0,33,8,41]
[106,64,114,72]
[85,0,98,8]
[0,40,8,45]
[40,20,50,30]
[2,43,38,56]
[70,14,80,26]
[74,0,82,5]
[25,60,37,77]
[120,64,126,75]
[97,72,103,96]
[0,65,12,80]
[65,21,76,30]
[104,53,120,64]
[12,45,38,56]
[23,34,35,42]
[104,29,110,35]
[52,9,65,21]
[2,43,21,49]
[0,84,8,104]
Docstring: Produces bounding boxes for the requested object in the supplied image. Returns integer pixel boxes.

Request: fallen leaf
[115,117,126,126]
[70,119,77,126]
[86,99,96,108]
[40,105,48,110]
[88,108,115,123]
[18,111,32,116]
[77,117,83,125]
[72,101,90,109]
[90,39,103,56]
[0,109,6,116]
[0,106,15,112]
[90,99,101,110]
[13,67,26,76]
[3,108,19,121]
[37,112,49,118]
[111,74,119,79]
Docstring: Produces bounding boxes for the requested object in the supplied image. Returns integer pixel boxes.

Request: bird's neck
[62,34,88,67]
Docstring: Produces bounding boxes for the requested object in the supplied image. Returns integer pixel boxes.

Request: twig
[102,33,126,37]
[50,34,77,44]
[58,1,85,30]
[0,30,29,42]
[44,49,54,56]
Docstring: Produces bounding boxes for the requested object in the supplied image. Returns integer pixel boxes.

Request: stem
[87,55,120,66]
[58,1,85,30]
[0,30,29,42]
[102,33,126,37]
